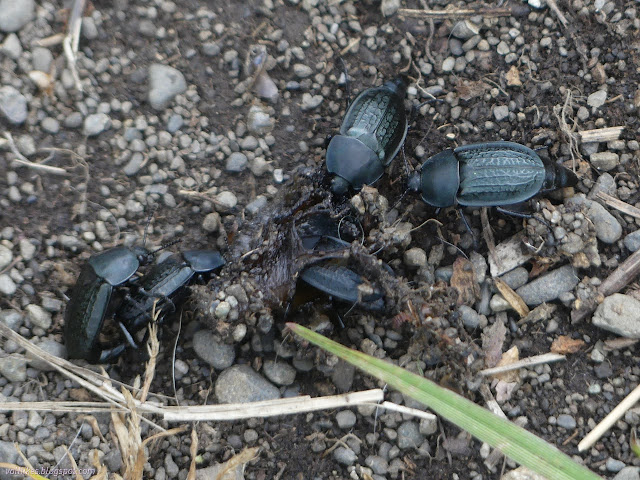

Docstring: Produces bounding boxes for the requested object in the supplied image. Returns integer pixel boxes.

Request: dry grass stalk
[578,126,624,143]
[553,89,581,167]
[63,0,85,92]
[479,353,565,376]
[3,132,69,175]
[163,389,384,421]
[596,192,640,220]
[398,7,512,19]
[187,428,198,480]
[370,401,437,423]
[579,383,640,452]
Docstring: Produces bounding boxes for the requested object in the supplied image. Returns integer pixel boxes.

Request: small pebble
[263,360,296,386]
[0,0,34,32]
[193,330,235,369]
[83,113,111,137]
[148,64,187,110]
[336,410,357,429]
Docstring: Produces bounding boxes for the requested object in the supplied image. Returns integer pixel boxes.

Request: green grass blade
[288,323,601,480]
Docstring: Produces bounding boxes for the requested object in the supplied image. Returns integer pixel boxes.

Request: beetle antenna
[150,238,181,255]
[409,96,442,124]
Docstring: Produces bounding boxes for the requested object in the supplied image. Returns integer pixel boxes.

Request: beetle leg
[457,208,479,250]
[97,343,127,363]
[118,321,139,349]
[496,207,556,246]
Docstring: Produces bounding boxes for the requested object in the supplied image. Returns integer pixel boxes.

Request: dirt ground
[1,0,640,478]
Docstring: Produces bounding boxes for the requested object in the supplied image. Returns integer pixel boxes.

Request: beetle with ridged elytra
[326,77,408,195]
[408,141,578,209]
[64,247,225,363]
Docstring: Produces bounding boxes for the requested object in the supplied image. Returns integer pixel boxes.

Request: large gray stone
[567,194,622,244]
[0,86,27,124]
[215,364,280,403]
[593,294,640,338]
[148,64,187,110]
[515,265,579,306]
[0,0,34,32]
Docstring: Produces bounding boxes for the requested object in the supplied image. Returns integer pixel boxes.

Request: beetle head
[383,76,408,96]
[544,163,578,190]
[330,176,351,195]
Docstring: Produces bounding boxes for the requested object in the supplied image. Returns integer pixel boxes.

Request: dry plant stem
[339,37,360,56]
[63,0,85,92]
[573,248,640,322]
[370,401,437,422]
[596,192,640,220]
[0,322,166,430]
[0,401,127,413]
[3,132,69,175]
[187,428,198,480]
[578,383,640,451]
[398,7,512,19]
[478,353,566,376]
[162,389,384,421]
[480,385,507,469]
[544,0,569,27]
[578,126,624,143]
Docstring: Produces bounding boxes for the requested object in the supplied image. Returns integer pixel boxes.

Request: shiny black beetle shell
[408,141,578,208]
[118,250,225,331]
[326,77,408,194]
[64,246,151,361]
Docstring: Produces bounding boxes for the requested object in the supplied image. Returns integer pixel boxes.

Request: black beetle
[408,141,578,208]
[297,223,387,311]
[118,250,225,334]
[326,77,408,195]
[300,261,385,310]
[64,246,154,362]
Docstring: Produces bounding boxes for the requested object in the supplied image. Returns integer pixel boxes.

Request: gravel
[226,152,248,172]
[567,195,622,244]
[623,229,640,252]
[25,304,52,330]
[262,360,296,386]
[83,113,112,137]
[556,414,576,429]
[336,410,357,429]
[214,365,280,403]
[613,467,640,480]
[0,0,34,32]
[334,446,357,466]
[515,265,579,306]
[0,354,27,382]
[1,0,638,476]
[192,330,235,370]
[147,64,187,110]
[593,294,640,338]
[396,421,424,449]
[0,86,28,124]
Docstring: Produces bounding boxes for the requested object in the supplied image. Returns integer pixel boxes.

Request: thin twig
[479,353,566,376]
[578,126,624,143]
[596,192,640,220]
[398,7,512,19]
[572,248,640,322]
[63,0,85,92]
[545,0,569,27]
[3,133,69,175]
[579,383,640,451]
[163,389,384,422]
